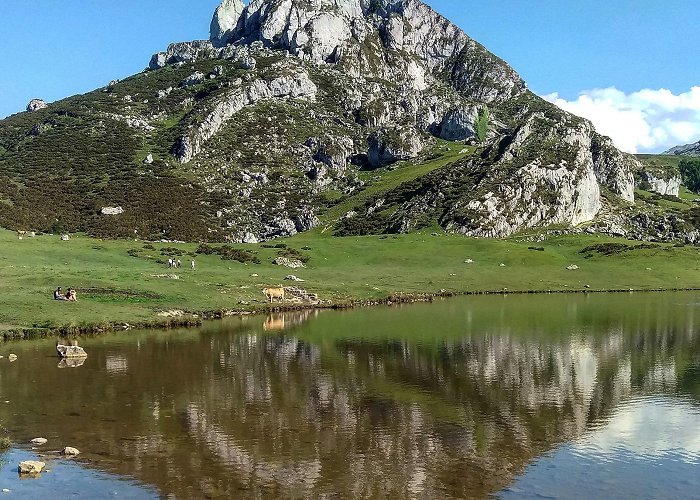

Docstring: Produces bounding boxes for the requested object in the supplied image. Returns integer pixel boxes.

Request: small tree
[475,107,489,143]
[680,158,700,193]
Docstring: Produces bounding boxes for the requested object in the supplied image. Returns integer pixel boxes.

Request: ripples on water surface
[1,292,700,498]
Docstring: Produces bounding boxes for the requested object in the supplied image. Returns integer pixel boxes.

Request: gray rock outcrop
[211,0,245,47]
[149,41,217,70]
[640,171,681,196]
[368,126,424,167]
[176,69,317,163]
[26,99,47,112]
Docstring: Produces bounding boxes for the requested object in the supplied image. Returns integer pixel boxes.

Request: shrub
[475,107,489,143]
[680,158,700,193]
[277,247,310,263]
[196,244,260,264]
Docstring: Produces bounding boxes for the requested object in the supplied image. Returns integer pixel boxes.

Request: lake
[1,292,700,498]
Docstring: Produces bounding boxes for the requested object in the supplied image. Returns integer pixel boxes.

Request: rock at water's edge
[18,461,45,474]
[56,345,88,359]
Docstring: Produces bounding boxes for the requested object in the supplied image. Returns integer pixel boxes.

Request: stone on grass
[566,264,579,270]
[18,461,45,474]
[273,257,305,269]
[284,275,305,282]
[8,354,17,362]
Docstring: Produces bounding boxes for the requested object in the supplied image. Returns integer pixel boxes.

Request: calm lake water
[1,292,700,498]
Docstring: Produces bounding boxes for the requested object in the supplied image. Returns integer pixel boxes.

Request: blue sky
[1,1,698,152]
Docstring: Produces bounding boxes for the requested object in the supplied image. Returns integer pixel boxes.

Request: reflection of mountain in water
[1,293,700,498]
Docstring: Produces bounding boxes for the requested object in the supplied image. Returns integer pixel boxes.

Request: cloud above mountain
[543,86,700,154]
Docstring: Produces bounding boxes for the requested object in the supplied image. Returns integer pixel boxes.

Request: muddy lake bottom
[1,292,700,498]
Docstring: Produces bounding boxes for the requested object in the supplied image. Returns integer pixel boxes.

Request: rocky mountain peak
[0,0,651,243]
[209,0,525,104]
[211,0,245,47]
[663,140,700,157]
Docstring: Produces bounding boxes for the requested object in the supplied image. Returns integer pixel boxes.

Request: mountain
[663,140,700,157]
[0,0,645,242]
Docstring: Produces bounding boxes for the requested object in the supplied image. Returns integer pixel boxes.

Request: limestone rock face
[436,108,479,141]
[368,126,424,167]
[149,41,217,70]
[26,99,47,112]
[641,171,681,196]
[211,0,245,47]
[176,69,317,163]
[212,0,524,103]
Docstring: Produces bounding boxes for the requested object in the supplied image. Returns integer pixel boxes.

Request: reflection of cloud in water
[574,396,700,462]
[105,355,129,374]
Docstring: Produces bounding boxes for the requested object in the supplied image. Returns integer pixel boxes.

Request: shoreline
[4,285,700,342]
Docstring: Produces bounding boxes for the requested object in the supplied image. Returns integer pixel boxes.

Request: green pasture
[1,228,700,333]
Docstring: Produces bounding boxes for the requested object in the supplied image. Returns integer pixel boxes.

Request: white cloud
[542,86,700,154]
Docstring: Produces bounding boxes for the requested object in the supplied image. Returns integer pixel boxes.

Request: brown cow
[262,287,285,303]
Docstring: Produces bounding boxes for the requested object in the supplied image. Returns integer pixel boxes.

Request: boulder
[56,344,88,359]
[8,354,17,362]
[30,438,47,445]
[273,257,305,269]
[284,275,305,282]
[18,461,45,474]
[181,72,206,88]
[100,206,124,216]
[26,99,47,112]
[61,447,80,456]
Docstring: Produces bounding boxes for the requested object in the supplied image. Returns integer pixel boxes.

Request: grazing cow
[263,287,285,303]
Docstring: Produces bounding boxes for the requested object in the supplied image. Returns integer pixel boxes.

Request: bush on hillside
[680,158,700,193]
